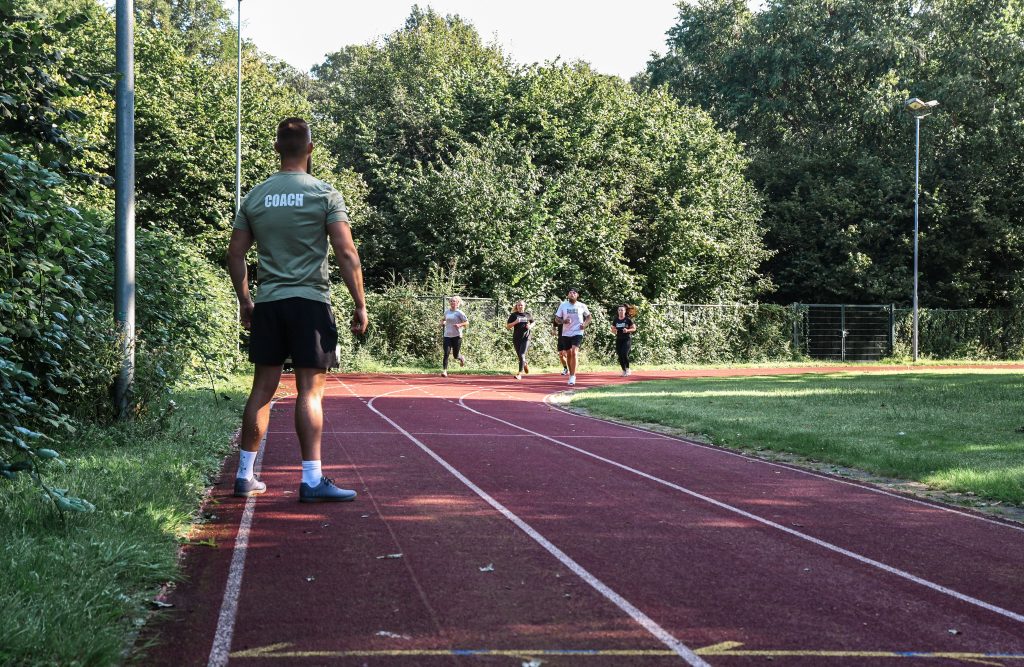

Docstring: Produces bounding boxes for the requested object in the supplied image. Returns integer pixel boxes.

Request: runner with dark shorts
[610,304,637,376]
[554,288,592,386]
[506,299,535,380]
[440,296,468,377]
[227,117,367,503]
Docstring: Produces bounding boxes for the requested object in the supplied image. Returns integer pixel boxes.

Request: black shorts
[558,334,584,351]
[249,297,339,369]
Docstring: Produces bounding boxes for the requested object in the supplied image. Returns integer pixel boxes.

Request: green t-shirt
[232,171,349,304]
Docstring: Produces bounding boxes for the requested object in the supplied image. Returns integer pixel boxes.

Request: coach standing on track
[227,117,368,503]
[555,288,591,386]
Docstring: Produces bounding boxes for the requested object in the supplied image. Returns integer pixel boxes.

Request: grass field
[0,377,249,666]
[570,370,1024,506]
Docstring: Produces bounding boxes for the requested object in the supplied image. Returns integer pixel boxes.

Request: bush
[894,308,1024,360]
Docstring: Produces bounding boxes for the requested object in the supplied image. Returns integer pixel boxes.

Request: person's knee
[294,368,327,398]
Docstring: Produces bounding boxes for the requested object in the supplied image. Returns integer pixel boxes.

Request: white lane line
[356,381,708,667]
[541,391,1024,534]
[266,430,395,435]
[207,399,278,667]
[268,430,666,439]
[456,387,1024,625]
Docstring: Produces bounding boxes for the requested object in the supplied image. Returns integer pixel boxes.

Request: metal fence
[401,296,1021,362]
[793,304,895,362]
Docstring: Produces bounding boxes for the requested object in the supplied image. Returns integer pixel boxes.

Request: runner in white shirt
[554,288,591,386]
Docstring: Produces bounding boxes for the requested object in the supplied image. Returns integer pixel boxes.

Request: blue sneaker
[233,476,266,497]
[299,477,357,503]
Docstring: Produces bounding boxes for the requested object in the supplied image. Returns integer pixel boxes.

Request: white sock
[236,450,257,480]
[302,460,322,487]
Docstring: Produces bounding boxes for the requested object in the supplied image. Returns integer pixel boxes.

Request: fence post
[791,303,800,353]
[888,304,895,357]
[840,304,847,362]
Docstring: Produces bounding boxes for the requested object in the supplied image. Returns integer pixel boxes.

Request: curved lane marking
[542,388,1024,534]
[455,386,1024,625]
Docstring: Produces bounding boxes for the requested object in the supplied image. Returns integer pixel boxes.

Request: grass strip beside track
[570,370,1024,505]
[0,376,250,666]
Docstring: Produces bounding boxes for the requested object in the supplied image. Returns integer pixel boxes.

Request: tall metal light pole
[904,97,939,362]
[114,0,135,418]
[235,0,243,213]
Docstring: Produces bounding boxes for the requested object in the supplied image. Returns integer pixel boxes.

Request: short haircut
[276,117,311,159]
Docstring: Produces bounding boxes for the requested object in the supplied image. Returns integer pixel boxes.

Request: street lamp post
[114,0,135,418]
[235,0,242,213]
[904,97,939,362]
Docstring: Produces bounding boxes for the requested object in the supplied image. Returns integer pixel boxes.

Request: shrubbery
[1,0,243,507]
[330,273,801,370]
[893,308,1024,360]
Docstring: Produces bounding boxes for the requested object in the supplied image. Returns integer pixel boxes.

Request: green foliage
[894,308,1024,359]
[0,0,111,509]
[46,0,317,259]
[0,377,249,665]
[331,272,799,370]
[134,0,231,61]
[313,8,768,305]
[644,0,1024,308]
[0,0,244,510]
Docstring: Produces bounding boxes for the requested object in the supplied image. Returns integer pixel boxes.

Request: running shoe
[621,370,628,377]
[561,367,569,376]
[299,477,357,503]
[625,369,631,376]
[514,373,522,380]
[458,355,466,367]
[523,364,530,375]
[568,375,576,386]
[233,476,266,498]
[441,370,447,377]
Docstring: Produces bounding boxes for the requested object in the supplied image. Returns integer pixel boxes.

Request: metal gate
[795,304,895,361]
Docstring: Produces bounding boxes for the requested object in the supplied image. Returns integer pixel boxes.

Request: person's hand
[239,298,255,331]
[351,306,368,335]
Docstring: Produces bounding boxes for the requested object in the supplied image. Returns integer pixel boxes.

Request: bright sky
[224,1,682,80]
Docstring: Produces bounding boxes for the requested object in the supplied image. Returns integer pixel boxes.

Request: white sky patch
[227,0,681,79]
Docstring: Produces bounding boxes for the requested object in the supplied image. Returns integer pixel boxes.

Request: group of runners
[440,288,638,386]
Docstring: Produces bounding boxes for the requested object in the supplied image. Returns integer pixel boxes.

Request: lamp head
[905,98,940,113]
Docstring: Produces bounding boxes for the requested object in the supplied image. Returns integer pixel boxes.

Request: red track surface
[147,368,1024,666]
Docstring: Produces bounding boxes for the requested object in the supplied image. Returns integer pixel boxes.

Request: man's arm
[227,228,255,330]
[327,222,368,335]
[582,310,593,330]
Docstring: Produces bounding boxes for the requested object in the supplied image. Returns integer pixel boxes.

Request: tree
[134,0,231,61]
[314,10,768,304]
[643,0,1024,307]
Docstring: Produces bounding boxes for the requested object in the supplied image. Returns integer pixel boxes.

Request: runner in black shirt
[610,304,637,376]
[506,300,535,380]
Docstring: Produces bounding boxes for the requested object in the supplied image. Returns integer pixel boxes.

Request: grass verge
[0,376,248,666]
[569,369,1024,506]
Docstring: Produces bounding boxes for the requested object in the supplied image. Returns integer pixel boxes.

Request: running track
[147,368,1024,666]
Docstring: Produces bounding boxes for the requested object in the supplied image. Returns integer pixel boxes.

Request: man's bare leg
[240,364,282,453]
[568,347,579,375]
[294,368,356,501]
[294,367,326,462]
[234,364,282,495]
